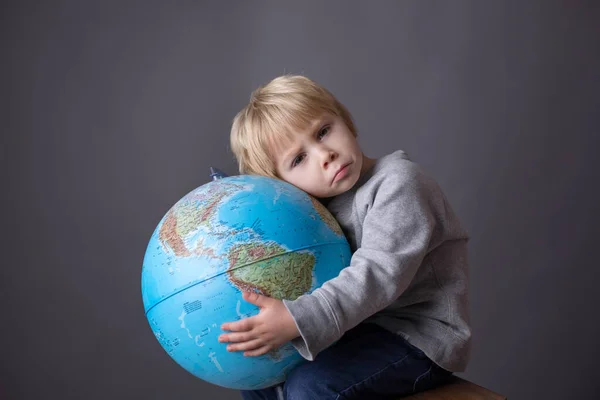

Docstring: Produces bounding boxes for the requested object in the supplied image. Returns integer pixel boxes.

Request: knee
[284,362,339,400]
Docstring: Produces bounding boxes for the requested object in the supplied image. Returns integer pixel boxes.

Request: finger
[226,338,265,353]
[221,317,255,332]
[242,291,270,307]
[219,331,254,343]
[244,345,272,357]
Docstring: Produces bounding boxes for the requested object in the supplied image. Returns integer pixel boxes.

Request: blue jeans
[240,323,453,400]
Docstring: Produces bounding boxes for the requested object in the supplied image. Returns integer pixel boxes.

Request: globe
[141,175,351,390]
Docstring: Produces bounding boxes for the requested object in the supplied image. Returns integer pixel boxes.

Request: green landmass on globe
[227,241,315,300]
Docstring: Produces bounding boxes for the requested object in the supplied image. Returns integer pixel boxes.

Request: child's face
[273,114,364,198]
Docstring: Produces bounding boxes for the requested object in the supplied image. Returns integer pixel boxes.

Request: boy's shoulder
[363,150,423,188]
[376,149,412,170]
[354,149,444,207]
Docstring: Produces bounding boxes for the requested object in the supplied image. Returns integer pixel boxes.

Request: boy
[219,75,470,399]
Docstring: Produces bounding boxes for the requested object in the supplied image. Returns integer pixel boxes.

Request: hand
[218,291,300,356]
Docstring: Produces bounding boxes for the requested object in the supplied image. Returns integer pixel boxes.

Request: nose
[319,147,337,169]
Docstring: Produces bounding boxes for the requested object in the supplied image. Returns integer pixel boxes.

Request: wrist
[283,308,300,340]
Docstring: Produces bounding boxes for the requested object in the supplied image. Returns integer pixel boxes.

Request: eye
[317,125,330,140]
[291,153,306,168]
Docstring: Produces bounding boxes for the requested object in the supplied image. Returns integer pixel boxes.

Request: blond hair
[230,75,356,177]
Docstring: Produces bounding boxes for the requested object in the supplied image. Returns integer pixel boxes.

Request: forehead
[269,116,325,154]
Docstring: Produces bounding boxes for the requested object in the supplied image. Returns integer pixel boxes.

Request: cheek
[338,134,356,149]
[296,174,324,196]
[288,171,312,188]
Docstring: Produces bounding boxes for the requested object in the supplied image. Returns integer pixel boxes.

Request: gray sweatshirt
[283,150,471,372]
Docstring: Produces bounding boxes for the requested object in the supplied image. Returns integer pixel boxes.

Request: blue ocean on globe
[141,175,351,390]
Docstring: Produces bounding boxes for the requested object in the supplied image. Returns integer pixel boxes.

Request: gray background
[2,1,599,399]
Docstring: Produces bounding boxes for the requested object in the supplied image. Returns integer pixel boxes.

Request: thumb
[243,291,269,307]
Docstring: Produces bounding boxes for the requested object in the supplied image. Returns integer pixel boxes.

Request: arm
[284,162,442,360]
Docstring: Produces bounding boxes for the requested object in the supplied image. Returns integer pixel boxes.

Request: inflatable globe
[141,175,351,390]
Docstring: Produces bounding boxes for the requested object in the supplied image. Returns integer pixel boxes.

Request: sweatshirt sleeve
[283,161,441,360]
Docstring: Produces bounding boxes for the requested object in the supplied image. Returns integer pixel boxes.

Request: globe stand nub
[209,167,228,181]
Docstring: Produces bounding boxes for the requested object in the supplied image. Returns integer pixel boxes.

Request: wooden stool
[403,377,506,399]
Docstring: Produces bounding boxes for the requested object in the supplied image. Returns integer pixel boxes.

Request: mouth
[332,162,352,184]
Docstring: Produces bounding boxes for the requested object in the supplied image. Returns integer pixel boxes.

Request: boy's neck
[360,154,376,176]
